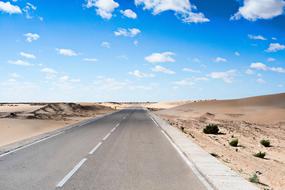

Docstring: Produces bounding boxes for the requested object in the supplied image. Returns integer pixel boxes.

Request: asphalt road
[0,109,207,190]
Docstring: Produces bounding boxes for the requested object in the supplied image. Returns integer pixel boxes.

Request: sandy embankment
[154,93,285,190]
[0,103,114,147]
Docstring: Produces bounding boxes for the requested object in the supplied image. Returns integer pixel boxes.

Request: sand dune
[142,100,193,110]
[156,93,285,190]
[162,93,285,125]
[0,104,44,113]
[0,103,114,147]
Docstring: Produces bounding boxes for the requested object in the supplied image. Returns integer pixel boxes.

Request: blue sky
[0,0,285,102]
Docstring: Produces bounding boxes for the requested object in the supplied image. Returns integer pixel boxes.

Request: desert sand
[1,95,284,189]
[0,103,113,147]
[141,100,193,110]
[155,93,285,190]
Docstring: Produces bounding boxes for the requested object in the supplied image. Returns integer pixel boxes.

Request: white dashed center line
[56,121,121,188]
[89,142,103,155]
[56,158,87,188]
[0,132,64,158]
[102,132,111,141]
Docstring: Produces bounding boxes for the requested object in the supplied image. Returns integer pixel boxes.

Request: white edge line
[56,158,87,188]
[102,132,111,141]
[150,116,159,128]
[89,142,102,155]
[0,132,64,158]
[111,127,117,133]
[160,130,214,190]
[115,123,120,128]
[0,111,121,158]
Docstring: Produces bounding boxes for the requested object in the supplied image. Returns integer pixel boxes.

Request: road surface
[0,109,208,190]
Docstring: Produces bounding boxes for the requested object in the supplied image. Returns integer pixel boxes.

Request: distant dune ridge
[155,93,285,190]
[159,93,285,124]
[176,93,285,109]
[0,103,113,120]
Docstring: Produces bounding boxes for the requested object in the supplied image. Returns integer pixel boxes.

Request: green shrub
[254,151,266,159]
[249,173,259,183]
[260,139,270,147]
[203,124,219,134]
[229,138,239,147]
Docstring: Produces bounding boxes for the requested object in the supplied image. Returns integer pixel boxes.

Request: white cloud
[248,34,267,40]
[59,75,69,82]
[26,3,36,10]
[7,73,20,83]
[94,77,127,91]
[173,77,206,87]
[86,0,119,19]
[10,73,20,78]
[182,68,200,73]
[250,62,285,73]
[58,75,80,83]
[41,68,57,79]
[120,9,137,19]
[8,60,33,66]
[24,33,40,42]
[192,57,200,63]
[135,0,191,14]
[0,1,21,14]
[56,48,78,56]
[256,78,266,84]
[83,58,98,62]
[20,52,36,59]
[23,2,37,19]
[114,28,141,37]
[117,55,128,60]
[173,79,195,86]
[152,65,175,74]
[266,43,285,52]
[214,57,227,63]
[208,70,236,83]
[145,52,175,63]
[182,12,210,23]
[133,40,139,46]
[101,41,111,48]
[231,0,285,21]
[267,57,276,62]
[250,62,267,70]
[129,70,154,78]
[245,69,254,75]
[41,68,57,74]
[135,0,209,23]
[270,67,285,73]
[234,51,240,56]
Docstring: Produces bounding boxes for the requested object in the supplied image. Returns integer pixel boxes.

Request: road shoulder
[149,111,259,190]
[0,110,119,157]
